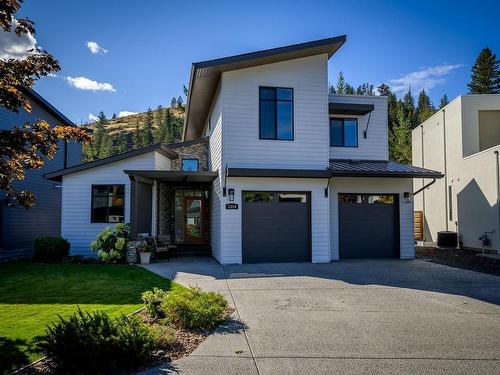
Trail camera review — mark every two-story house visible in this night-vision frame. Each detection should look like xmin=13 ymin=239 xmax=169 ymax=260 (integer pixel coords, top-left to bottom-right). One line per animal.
xmin=412 ymin=94 xmax=500 ymax=253
xmin=1 ymin=88 xmax=81 ymax=257
xmin=45 ymin=36 xmax=441 ymax=263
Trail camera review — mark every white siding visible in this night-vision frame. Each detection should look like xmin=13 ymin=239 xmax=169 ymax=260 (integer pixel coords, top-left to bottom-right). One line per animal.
xmin=221 ymin=54 xmax=329 ymax=169
xmin=330 ymin=177 xmax=414 ymax=260
xmin=154 ymin=153 xmax=172 ymax=170
xmin=329 ymin=95 xmax=388 ymax=161
xmin=208 ymin=86 xmax=223 ymax=262
xmin=61 ymin=152 xmax=160 ymax=256
xmin=221 ymin=177 xmax=330 ymax=264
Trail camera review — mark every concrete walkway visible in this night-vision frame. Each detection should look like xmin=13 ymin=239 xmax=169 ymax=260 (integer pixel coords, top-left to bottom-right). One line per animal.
xmin=140 ymin=258 xmax=500 ymax=374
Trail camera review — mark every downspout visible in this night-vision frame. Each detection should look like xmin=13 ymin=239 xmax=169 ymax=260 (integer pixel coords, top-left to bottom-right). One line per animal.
xmin=442 ymin=109 xmax=449 ymax=231
xmin=420 ymin=125 xmax=426 ymax=240
xmin=495 ymin=150 xmax=500 ymax=251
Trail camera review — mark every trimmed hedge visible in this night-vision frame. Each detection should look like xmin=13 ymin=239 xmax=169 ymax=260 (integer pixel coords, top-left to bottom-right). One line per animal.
xmin=33 ymin=237 xmax=70 ymax=263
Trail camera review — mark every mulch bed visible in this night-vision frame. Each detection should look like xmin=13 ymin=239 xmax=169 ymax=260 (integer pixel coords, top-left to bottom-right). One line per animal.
xmin=16 ymin=307 xmax=235 ymax=375
xmin=416 ymin=246 xmax=500 ymax=276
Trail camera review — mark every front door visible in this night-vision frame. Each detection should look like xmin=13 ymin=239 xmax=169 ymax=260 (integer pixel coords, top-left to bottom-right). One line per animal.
xmin=184 ymin=197 xmax=205 ymax=241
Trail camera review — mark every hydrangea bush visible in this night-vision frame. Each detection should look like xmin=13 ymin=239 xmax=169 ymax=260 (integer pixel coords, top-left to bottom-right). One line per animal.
xmin=90 ymin=223 xmax=130 ymax=263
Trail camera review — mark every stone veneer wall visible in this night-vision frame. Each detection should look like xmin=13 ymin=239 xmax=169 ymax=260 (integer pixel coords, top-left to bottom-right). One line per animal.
xmin=170 ymin=138 xmax=208 ymax=171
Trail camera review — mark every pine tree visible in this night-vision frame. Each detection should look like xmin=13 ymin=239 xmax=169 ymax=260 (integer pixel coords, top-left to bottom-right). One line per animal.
xmin=377 ymin=83 xmax=391 ymax=96
xmin=183 ymin=84 xmax=189 ymax=97
xmin=468 ymin=47 xmax=500 ymax=94
xmin=329 ymin=84 xmax=336 ymax=94
xmin=111 ymin=113 xmax=117 ymax=120
xmin=356 ymin=83 xmax=375 ymax=95
xmin=176 ymin=96 xmax=184 ymax=107
xmin=133 ymin=119 xmax=142 ymax=148
xmin=439 ymin=94 xmax=449 ymax=109
xmin=116 ymin=132 xmax=128 ymax=153
xmin=164 ymin=109 xmax=174 ymax=143
xmin=142 ymin=107 xmax=154 ymax=146
xmin=389 ymin=102 xmax=412 ymax=164
xmin=171 ymin=97 xmax=177 ymax=107
xmin=416 ymin=89 xmax=435 ymax=124
xmin=336 ymin=72 xmax=347 ymax=94
xmin=153 ymin=105 xmax=165 ymax=142
xmin=402 ymin=88 xmax=417 ymax=128
xmin=99 ymin=132 xmax=114 ymax=158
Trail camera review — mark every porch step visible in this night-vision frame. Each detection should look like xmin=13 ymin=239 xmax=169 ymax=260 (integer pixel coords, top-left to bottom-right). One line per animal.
xmin=174 ymin=245 xmax=211 ymax=257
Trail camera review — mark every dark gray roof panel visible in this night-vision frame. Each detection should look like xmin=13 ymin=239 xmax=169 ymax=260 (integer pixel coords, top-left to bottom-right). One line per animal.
xmin=20 ymin=87 xmax=75 ymax=126
xmin=329 ymin=159 xmax=443 ymax=178
xmin=184 ymin=36 xmax=347 ymax=140
xmin=44 ymin=144 xmax=178 ymax=181
xmin=124 ymin=170 xmax=218 ymax=183
xmin=329 ymin=102 xmax=374 ymax=116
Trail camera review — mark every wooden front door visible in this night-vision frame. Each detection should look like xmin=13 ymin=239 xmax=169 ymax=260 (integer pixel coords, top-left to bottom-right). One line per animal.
xmin=183 ymin=197 xmax=205 ymax=241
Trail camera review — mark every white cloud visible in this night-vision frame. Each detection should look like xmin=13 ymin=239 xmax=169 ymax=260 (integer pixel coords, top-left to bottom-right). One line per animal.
xmin=0 ymin=19 xmax=37 ymax=60
xmin=88 ymin=113 xmax=99 ymax=122
xmin=389 ymin=64 xmax=463 ymax=94
xmin=86 ymin=41 xmax=108 ymax=55
xmin=66 ymin=76 xmax=116 ymax=92
xmin=118 ymin=111 xmax=138 ymax=118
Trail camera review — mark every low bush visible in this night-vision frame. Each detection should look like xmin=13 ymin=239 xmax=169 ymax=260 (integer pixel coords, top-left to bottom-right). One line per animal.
xmin=149 ymin=324 xmax=177 ymax=348
xmin=34 ymin=308 xmax=156 ymax=373
xmin=33 ymin=237 xmax=70 ymax=263
xmin=142 ymin=287 xmax=169 ymax=318
xmin=160 ymin=286 xmax=228 ymax=330
xmin=90 ymin=223 xmax=129 ymax=264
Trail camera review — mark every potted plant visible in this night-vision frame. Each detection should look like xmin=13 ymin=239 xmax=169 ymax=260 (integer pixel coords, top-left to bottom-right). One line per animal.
xmin=137 ymin=241 xmax=153 ymax=264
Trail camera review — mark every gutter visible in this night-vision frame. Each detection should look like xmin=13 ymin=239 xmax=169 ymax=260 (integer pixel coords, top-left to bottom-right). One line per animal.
xmin=442 ymin=108 xmax=449 ymax=231
xmin=413 ymin=178 xmax=437 ymax=196
xmin=495 ymin=150 xmax=500 ymax=248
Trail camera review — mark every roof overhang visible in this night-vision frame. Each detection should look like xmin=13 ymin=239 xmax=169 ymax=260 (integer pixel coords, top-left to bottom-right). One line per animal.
xmin=44 ymin=144 xmax=178 ymax=181
xmin=226 ymin=168 xmax=331 ymax=179
xmin=20 ymin=87 xmax=75 ymax=126
xmin=329 ymin=102 xmax=374 ymax=116
xmin=183 ymin=35 xmax=347 ymax=140
xmin=124 ymin=170 xmax=218 ymax=183
xmin=329 ymin=160 xmax=443 ymax=179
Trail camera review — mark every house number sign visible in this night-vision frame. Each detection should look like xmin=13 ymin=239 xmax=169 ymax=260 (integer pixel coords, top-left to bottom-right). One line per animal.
xmin=226 ymin=203 xmax=238 ymax=209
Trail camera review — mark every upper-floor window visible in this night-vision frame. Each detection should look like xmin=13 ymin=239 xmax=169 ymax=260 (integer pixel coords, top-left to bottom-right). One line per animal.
xmin=259 ymin=87 xmax=293 ymax=140
xmin=182 ymin=159 xmax=198 ymax=171
xmin=91 ymin=184 xmax=125 ymax=223
xmin=330 ymin=118 xmax=358 ymax=147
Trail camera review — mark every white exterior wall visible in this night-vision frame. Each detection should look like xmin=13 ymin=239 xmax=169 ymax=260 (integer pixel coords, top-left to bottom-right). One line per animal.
xmin=221 ymin=177 xmax=330 ymax=264
xmin=207 ymin=86 xmax=223 ymax=262
xmin=61 ymin=152 xmax=163 ymax=256
xmin=330 ymin=177 xmax=415 ymax=260
xmin=329 ymin=94 xmax=388 ymax=160
xmin=412 ymin=95 xmax=500 ymax=251
xmin=154 ymin=153 xmax=172 ymax=170
xmin=221 ymin=54 xmax=329 ymax=169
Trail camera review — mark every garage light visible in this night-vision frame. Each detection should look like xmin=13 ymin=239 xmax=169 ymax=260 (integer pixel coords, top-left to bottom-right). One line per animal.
xmin=228 ymin=188 xmax=235 ymax=202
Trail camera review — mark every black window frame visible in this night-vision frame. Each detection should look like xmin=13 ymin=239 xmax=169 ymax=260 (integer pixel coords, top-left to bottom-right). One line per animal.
xmin=181 ymin=159 xmax=199 ymax=172
xmin=330 ymin=117 xmax=359 ymax=147
xmin=259 ymin=86 xmax=294 ymax=141
xmin=91 ymin=184 xmax=125 ymax=223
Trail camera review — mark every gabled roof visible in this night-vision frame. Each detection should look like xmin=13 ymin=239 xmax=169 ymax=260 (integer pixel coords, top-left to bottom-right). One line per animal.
xmin=183 ymin=36 xmax=347 ymax=140
xmin=329 ymin=159 xmax=443 ymax=178
xmin=20 ymin=87 xmax=75 ymax=126
xmin=44 ymin=144 xmax=178 ymax=181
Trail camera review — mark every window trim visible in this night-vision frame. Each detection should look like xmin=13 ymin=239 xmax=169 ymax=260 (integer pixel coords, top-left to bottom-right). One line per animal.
xmin=181 ymin=158 xmax=199 ymax=172
xmin=91 ymin=184 xmax=125 ymax=223
xmin=259 ymin=86 xmax=294 ymax=141
xmin=330 ymin=117 xmax=359 ymax=147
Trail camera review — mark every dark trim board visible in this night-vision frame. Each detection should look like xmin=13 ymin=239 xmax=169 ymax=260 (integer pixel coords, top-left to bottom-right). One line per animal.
xmin=329 ymin=102 xmax=374 ymax=116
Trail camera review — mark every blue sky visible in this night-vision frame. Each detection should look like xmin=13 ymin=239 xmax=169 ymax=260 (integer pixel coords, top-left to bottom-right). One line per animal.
xmin=7 ymin=0 xmax=500 ymax=124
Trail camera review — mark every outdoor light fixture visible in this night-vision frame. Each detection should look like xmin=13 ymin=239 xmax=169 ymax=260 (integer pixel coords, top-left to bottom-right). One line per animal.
xmin=228 ymin=188 xmax=235 ymax=202
xmin=404 ymin=192 xmax=411 ymax=203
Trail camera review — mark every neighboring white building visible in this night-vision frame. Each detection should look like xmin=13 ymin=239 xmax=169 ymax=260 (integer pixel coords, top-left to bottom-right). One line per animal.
xmin=412 ymin=94 xmax=500 ymax=252
xmin=46 ymin=36 xmax=441 ymax=263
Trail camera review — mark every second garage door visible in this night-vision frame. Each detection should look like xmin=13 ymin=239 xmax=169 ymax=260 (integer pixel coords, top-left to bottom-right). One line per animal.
xmin=338 ymin=193 xmax=399 ymax=259
xmin=242 ymin=191 xmax=310 ymax=263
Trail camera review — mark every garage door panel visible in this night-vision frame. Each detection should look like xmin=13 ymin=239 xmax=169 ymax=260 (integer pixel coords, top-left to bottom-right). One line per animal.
xmin=243 ymin=192 xmax=310 ymax=263
xmin=339 ymin=194 xmax=399 ymax=259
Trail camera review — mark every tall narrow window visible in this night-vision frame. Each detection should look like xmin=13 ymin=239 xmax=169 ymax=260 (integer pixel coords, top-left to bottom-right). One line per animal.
xmin=91 ymin=185 xmax=125 ymax=223
xmin=448 ymin=185 xmax=453 ymax=221
xmin=259 ymin=87 xmax=293 ymax=140
xmin=330 ymin=118 xmax=358 ymax=147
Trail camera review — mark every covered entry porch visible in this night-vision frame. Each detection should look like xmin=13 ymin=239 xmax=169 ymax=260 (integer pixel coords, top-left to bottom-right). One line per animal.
xmin=125 ymin=170 xmax=218 ymax=251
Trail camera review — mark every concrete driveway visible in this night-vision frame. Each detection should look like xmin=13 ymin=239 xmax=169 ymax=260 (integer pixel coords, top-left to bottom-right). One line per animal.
xmin=140 ymin=258 xmax=500 ymax=374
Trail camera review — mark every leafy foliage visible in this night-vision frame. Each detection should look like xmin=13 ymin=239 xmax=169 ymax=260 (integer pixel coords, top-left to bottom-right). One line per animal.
xmin=468 ymin=47 xmax=500 ymax=94
xmin=389 ymin=102 xmax=412 ymax=164
xmin=33 ymin=236 xmax=70 ymax=263
xmin=90 ymin=223 xmax=130 ymax=263
xmin=0 ymin=0 xmax=90 ymax=208
xmin=160 ymin=286 xmax=228 ymax=330
xmin=142 ymin=287 xmax=169 ymax=318
xmin=34 ymin=308 xmax=156 ymax=374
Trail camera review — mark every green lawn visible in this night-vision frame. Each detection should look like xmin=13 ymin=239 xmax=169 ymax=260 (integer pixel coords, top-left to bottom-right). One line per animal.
xmin=0 ymin=263 xmax=180 ymax=373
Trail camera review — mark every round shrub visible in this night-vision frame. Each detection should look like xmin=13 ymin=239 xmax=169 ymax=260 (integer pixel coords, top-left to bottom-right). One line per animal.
xmin=34 ymin=308 xmax=156 ymax=373
xmin=33 ymin=237 xmax=70 ymax=263
xmin=90 ymin=223 xmax=129 ymax=263
xmin=142 ymin=287 xmax=169 ymax=319
xmin=160 ymin=286 xmax=228 ymax=330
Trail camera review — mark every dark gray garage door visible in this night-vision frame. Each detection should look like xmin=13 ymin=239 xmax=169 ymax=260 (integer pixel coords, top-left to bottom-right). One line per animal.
xmin=242 ymin=191 xmax=310 ymax=263
xmin=339 ymin=193 xmax=399 ymax=259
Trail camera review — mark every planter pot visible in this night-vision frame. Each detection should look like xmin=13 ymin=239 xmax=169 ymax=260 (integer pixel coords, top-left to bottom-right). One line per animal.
xmin=139 ymin=252 xmax=151 ymax=264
